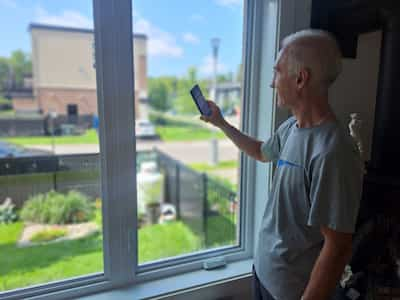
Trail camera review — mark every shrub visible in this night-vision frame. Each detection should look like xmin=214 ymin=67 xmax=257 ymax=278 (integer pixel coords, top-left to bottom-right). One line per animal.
xmin=20 ymin=190 xmax=94 ymax=224
xmin=0 ymin=198 xmax=18 ymax=224
xmin=30 ymin=228 xmax=67 ymax=243
xmin=148 ymin=111 xmax=200 ymax=128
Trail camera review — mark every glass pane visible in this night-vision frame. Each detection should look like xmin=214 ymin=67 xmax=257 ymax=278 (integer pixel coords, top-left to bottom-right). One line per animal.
xmin=132 ymin=0 xmax=243 ymax=265
xmin=0 ymin=1 xmax=103 ymax=292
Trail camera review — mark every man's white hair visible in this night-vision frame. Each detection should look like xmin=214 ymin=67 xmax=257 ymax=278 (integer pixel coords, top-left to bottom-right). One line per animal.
xmin=281 ymin=29 xmax=342 ymax=89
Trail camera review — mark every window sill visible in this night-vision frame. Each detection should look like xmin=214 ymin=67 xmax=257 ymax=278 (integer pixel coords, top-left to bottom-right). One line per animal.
xmin=80 ymin=259 xmax=253 ymax=300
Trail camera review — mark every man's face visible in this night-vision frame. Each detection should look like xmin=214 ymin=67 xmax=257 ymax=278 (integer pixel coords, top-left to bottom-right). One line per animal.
xmin=270 ymin=48 xmax=297 ymax=108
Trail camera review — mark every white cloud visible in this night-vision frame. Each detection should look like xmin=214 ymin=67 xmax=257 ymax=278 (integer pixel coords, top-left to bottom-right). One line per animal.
xmin=183 ymin=33 xmax=200 ymax=44
xmin=134 ymin=18 xmax=183 ymax=58
xmin=190 ymin=14 xmax=205 ymax=22
xmin=199 ymin=55 xmax=227 ymax=76
xmin=34 ymin=7 xmax=93 ymax=29
xmin=34 ymin=6 xmax=183 ymax=59
xmin=0 ymin=0 xmax=16 ymax=8
xmin=215 ymin=0 xmax=242 ymax=7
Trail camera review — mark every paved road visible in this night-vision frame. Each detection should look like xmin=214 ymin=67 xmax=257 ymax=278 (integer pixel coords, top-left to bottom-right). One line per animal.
xmin=27 ymin=139 xmax=240 ymax=165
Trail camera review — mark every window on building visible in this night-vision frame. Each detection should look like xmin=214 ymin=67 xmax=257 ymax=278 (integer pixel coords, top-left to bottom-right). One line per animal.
xmin=67 ymin=104 xmax=78 ymax=124
xmin=67 ymin=104 xmax=78 ymax=116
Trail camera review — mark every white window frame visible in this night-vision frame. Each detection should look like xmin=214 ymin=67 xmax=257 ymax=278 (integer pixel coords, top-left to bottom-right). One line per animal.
xmin=132 ymin=0 xmax=256 ymax=281
xmin=0 ymin=0 xmax=311 ymax=299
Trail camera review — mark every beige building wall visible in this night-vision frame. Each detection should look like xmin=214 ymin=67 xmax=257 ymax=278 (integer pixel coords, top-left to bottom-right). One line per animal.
xmin=30 ymin=24 xmax=147 ymax=119
xmin=133 ymin=38 xmax=147 ymax=99
xmin=31 ymin=28 xmax=96 ymax=90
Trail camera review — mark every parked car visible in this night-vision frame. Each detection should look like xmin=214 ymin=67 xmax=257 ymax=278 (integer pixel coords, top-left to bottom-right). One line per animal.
xmin=0 ymin=141 xmax=49 ymax=158
xmin=135 ymin=119 xmax=157 ymax=139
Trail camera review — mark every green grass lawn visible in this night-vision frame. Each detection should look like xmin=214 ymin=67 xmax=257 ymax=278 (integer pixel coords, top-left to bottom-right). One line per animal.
xmin=206 ymin=215 xmax=237 ymax=248
xmin=0 ymin=97 xmax=10 ymax=105
xmin=189 ymin=160 xmax=237 ymax=172
xmin=0 ymin=222 xmax=103 ymax=291
xmin=1 ymin=196 xmax=236 ymax=292
xmin=0 ymin=218 xmax=204 ymax=291
xmin=4 ymin=126 xmax=225 ymax=146
xmin=138 ymin=221 xmax=201 ymax=263
xmin=5 ymin=129 xmax=99 ymax=146
xmin=156 ymin=126 xmax=225 ymax=141
xmin=0 ymin=109 xmax=15 ymax=118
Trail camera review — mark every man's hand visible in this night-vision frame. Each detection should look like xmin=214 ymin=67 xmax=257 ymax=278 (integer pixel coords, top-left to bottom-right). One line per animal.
xmin=199 ymin=99 xmax=267 ymax=162
xmin=199 ymin=100 xmax=226 ymax=128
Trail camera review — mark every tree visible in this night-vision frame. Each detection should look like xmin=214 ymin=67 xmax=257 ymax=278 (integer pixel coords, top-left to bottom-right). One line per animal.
xmin=0 ymin=50 xmax=32 ymax=92
xmin=0 ymin=57 xmax=9 ymax=92
xmin=148 ymin=67 xmax=211 ymax=115
xmin=217 ymin=72 xmax=233 ymax=83
xmin=175 ymin=66 xmax=203 ymax=114
xmin=148 ymin=76 xmax=177 ymax=112
xmin=148 ymin=79 xmax=169 ymax=111
xmin=9 ymin=50 xmax=32 ymax=88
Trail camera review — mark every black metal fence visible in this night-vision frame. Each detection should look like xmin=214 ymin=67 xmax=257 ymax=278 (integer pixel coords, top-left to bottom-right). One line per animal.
xmin=0 ymin=115 xmax=94 ymax=137
xmin=0 ymin=153 xmax=101 ymax=207
xmin=0 ymin=118 xmax=45 ymax=136
xmin=156 ymin=149 xmax=237 ymax=247
xmin=0 ymin=149 xmax=238 ymax=247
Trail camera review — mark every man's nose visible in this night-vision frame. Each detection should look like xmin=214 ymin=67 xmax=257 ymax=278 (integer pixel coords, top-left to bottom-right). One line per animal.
xmin=270 ymin=80 xmax=275 ymax=89
xmin=270 ymin=74 xmax=276 ymax=88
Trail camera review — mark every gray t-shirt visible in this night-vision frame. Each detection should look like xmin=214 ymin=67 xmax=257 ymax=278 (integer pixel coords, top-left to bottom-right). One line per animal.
xmin=254 ymin=116 xmax=363 ymax=300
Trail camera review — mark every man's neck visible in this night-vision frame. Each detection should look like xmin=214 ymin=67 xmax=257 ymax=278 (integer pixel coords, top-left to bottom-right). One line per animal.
xmin=291 ymin=95 xmax=335 ymax=128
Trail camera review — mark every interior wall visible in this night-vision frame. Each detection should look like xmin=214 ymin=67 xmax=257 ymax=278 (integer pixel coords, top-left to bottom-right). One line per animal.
xmin=157 ymin=276 xmax=252 ymax=300
xmin=329 ymin=30 xmax=382 ymax=161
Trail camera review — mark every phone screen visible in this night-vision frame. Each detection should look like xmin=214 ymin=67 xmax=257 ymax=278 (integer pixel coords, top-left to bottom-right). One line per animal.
xmin=190 ymin=84 xmax=212 ymax=116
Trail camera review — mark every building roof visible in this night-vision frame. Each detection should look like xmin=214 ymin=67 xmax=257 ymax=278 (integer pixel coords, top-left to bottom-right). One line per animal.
xmin=29 ymin=23 xmax=147 ymax=40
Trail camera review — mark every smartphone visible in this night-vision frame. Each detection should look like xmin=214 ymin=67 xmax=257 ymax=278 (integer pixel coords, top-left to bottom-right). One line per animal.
xmin=190 ymin=84 xmax=212 ymax=117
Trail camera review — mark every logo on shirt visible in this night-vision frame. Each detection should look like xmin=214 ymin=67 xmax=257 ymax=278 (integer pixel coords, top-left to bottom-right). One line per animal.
xmin=277 ymin=159 xmax=302 ymax=168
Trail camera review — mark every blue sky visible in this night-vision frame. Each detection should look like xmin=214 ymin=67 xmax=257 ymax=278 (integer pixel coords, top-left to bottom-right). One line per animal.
xmin=0 ymin=0 xmax=244 ymax=78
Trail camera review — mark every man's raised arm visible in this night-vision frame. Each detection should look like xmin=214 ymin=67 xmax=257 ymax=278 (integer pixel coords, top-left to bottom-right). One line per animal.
xmin=200 ymin=100 xmax=270 ymax=163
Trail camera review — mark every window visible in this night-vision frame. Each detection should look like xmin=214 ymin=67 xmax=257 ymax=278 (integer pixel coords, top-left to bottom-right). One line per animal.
xmin=0 ymin=0 xmax=288 ymax=298
xmin=0 ymin=0 xmax=105 ymax=296
xmin=132 ymin=0 xmax=244 ymax=268
xmin=67 ymin=104 xmax=78 ymax=115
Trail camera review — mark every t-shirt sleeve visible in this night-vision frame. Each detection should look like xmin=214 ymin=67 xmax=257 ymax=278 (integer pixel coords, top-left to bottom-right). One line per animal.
xmin=260 ymin=117 xmax=294 ymax=162
xmin=307 ymin=150 xmax=363 ymax=233
xmin=260 ymin=132 xmax=281 ymax=162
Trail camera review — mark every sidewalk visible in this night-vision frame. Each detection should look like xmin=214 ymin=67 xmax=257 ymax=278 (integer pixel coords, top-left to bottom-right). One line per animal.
xmin=27 ymin=139 xmax=240 ymax=165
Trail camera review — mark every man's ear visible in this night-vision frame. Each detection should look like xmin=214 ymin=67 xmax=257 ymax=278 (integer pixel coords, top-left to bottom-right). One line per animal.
xmin=296 ymin=68 xmax=310 ymax=90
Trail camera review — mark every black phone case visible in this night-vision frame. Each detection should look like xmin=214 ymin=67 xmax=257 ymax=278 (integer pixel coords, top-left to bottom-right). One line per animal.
xmin=190 ymin=85 xmax=211 ymax=116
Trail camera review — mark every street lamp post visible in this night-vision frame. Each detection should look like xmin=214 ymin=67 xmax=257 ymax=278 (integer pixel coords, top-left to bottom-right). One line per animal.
xmin=210 ymin=38 xmax=220 ymax=166
xmin=211 ymin=38 xmax=220 ymax=104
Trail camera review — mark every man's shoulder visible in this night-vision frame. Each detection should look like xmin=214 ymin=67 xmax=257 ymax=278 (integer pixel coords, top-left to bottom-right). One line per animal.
xmin=311 ymin=122 xmax=361 ymax=161
xmin=277 ymin=116 xmax=297 ymax=133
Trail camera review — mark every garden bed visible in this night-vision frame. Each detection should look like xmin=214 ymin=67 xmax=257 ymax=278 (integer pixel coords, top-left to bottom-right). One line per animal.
xmin=17 ymin=222 xmax=99 ymax=247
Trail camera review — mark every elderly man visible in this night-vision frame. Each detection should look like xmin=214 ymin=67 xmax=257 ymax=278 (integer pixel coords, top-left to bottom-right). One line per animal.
xmin=200 ymin=30 xmax=363 ymax=300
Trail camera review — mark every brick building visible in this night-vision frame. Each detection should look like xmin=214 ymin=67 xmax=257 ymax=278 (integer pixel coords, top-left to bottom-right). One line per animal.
xmin=12 ymin=24 xmax=147 ymax=119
